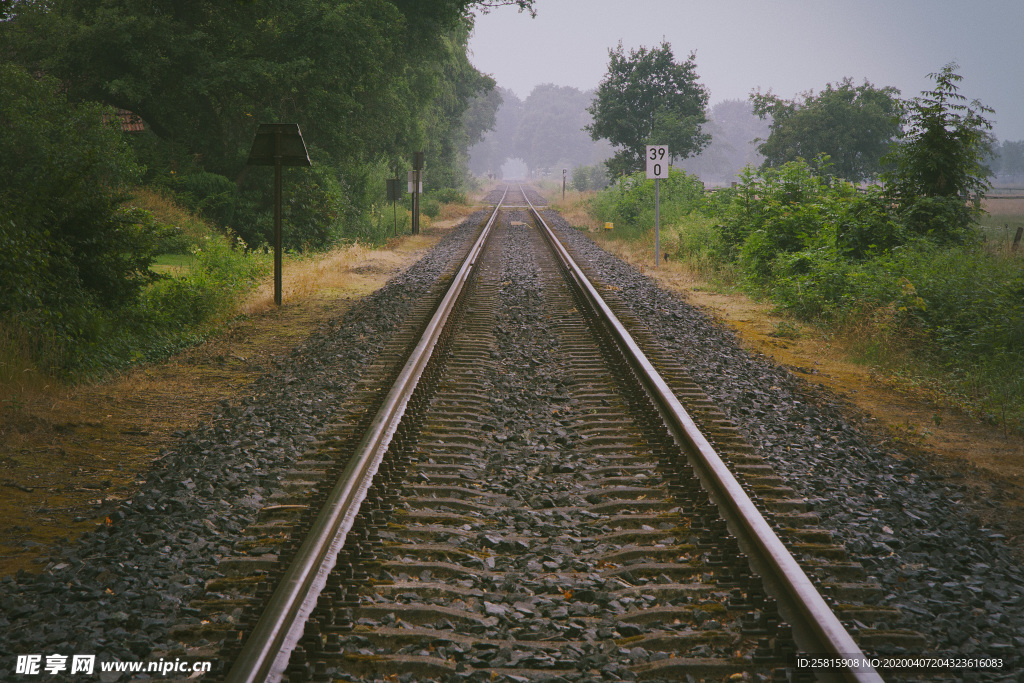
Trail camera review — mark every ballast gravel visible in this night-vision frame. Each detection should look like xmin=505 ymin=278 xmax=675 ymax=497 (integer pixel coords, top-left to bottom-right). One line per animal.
xmin=0 ymin=214 xmax=488 ymax=676
xmin=544 ymin=208 xmax=1024 ymax=680
xmin=2 ymin=193 xmax=1020 ymax=681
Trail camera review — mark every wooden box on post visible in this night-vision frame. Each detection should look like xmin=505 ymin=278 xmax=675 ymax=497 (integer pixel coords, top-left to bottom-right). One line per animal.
xmin=246 ymin=123 xmax=311 ymax=306
xmin=386 ymin=178 xmax=404 ymax=236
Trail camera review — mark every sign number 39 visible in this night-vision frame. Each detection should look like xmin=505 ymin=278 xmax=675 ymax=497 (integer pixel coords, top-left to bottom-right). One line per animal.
xmin=646 ymin=145 xmax=669 ymax=179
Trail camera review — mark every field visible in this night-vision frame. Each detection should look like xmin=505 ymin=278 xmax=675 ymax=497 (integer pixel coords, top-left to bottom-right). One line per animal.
xmin=979 ymin=194 xmax=1024 ymax=248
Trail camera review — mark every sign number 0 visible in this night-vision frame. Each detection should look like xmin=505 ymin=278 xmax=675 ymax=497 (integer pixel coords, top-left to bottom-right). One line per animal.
xmin=646 ymin=145 xmax=669 ymax=179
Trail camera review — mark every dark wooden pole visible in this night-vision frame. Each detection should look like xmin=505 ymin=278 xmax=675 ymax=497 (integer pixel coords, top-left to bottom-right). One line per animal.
xmin=273 ymin=128 xmax=283 ymax=306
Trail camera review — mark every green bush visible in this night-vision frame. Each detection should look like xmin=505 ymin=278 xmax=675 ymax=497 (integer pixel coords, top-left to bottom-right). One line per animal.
xmin=431 ymin=187 xmax=468 ymax=204
xmin=144 ymin=231 xmax=266 ymax=329
xmin=420 ymin=196 xmax=441 ymax=219
xmin=591 ymin=167 xmax=705 ymax=239
xmin=0 ymin=63 xmax=157 ymax=354
xmin=166 ymin=170 xmax=238 ymax=227
xmin=671 ymin=213 xmax=729 ymax=276
xmin=571 ymin=165 xmax=590 ymax=192
xmin=584 ymin=152 xmax=1024 ymax=427
xmin=371 ymin=203 xmax=410 ymax=238
xmin=895 ymin=195 xmax=977 ymax=245
xmin=283 ymin=165 xmax=349 ymax=251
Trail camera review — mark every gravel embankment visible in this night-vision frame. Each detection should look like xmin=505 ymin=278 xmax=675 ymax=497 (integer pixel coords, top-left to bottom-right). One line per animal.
xmin=548 ymin=212 xmax=1024 ymax=679
xmin=0 ymin=215 xmax=487 ymax=674
xmin=3 ymin=194 xmax=1020 ymax=681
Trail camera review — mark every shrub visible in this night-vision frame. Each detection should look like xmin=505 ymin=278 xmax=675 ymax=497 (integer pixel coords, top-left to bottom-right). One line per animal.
xmin=165 ymin=170 xmax=238 ymax=227
xmin=283 ymin=165 xmax=349 ymax=251
xmin=571 ymin=165 xmax=590 ymax=192
xmin=0 ymin=63 xmax=157 ymax=348
xmin=431 ymin=188 xmax=468 ymax=204
xmin=420 ymin=196 xmax=441 ymax=219
xmin=591 ymin=167 xmax=705 ymax=239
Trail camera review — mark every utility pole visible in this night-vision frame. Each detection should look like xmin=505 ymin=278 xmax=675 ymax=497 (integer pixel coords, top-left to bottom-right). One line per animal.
xmin=410 ymin=151 xmax=424 ymax=235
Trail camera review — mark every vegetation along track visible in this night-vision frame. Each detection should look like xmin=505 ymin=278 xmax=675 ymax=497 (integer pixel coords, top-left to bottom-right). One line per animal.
xmin=203 ymin=185 xmax=904 ymax=683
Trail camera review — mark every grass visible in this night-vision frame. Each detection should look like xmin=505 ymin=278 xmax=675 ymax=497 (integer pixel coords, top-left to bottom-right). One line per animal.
xmin=0 ymin=320 xmax=55 ymax=402
xmin=978 ymin=194 xmax=1024 ymax=252
xmin=151 ymin=254 xmax=193 ymax=275
xmin=241 ymin=242 xmax=403 ymax=316
xmin=549 ymin=190 xmax=604 ymax=231
xmin=570 ymin=175 xmax=1024 ymax=433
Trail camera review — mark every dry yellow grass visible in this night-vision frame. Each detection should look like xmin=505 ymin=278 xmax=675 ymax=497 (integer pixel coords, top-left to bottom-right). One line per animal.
xmin=242 ymin=242 xmax=378 ymax=315
xmin=0 ymin=322 xmax=56 ymax=402
xmin=983 ymin=196 xmax=1024 ymax=216
xmin=0 ymin=202 xmax=480 ymax=575
xmin=548 ymin=190 xmax=603 ymax=231
xmin=439 ymin=201 xmax=475 ymax=221
xmin=240 ymin=214 xmax=465 ymax=315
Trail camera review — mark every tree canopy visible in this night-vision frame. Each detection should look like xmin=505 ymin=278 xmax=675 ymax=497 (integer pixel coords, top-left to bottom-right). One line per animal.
xmin=882 ymin=63 xmax=994 ymax=199
xmin=467 ymin=85 xmax=612 ymax=178
xmin=0 ymin=0 xmax=534 ymax=375
xmin=0 ymin=0 xmax=532 ymax=248
xmin=750 ymin=78 xmax=901 ymax=182
xmin=2 ymin=0 xmax=528 ymax=178
xmin=0 ymin=63 xmax=154 ymax=332
xmin=586 ymin=41 xmax=710 ymax=177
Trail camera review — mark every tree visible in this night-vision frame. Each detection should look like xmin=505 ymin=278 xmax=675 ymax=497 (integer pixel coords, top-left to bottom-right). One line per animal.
xmin=1 ymin=0 xmax=533 ymax=243
xmin=678 ymin=99 xmax=769 ymax=185
xmin=881 ymin=63 xmax=994 ymax=241
xmin=586 ymin=41 xmax=709 ymax=177
xmin=750 ymin=78 xmax=901 ymax=182
xmin=0 ymin=63 xmax=155 ymax=335
xmin=883 ymin=63 xmax=994 ymax=199
xmin=516 ymin=84 xmax=609 ymax=174
xmin=468 ymin=85 xmax=612 ymax=178
xmin=994 ymin=140 xmax=1024 ymax=182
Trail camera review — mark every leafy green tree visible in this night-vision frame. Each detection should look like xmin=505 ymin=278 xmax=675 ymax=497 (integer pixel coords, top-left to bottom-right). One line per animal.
xmin=586 ymin=41 xmax=709 ymax=177
xmin=883 ymin=63 xmax=994 ymax=199
xmin=2 ymin=0 xmax=531 ymax=244
xmin=570 ymin=165 xmax=590 ymax=192
xmin=881 ymin=63 xmax=994 ymax=241
xmin=994 ymin=140 xmax=1024 ymax=182
xmin=750 ymin=78 xmax=901 ymax=182
xmin=516 ymin=84 xmax=609 ymax=173
xmin=0 ymin=62 xmax=155 ymax=334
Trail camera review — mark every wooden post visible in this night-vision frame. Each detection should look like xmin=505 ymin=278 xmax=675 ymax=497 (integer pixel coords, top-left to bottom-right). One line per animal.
xmin=1013 ymin=226 xmax=1023 ymax=251
xmin=273 ymin=128 xmax=283 ymax=307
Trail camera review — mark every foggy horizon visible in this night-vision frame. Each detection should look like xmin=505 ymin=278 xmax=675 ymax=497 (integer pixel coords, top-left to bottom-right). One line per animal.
xmin=469 ymin=0 xmax=1024 ymax=142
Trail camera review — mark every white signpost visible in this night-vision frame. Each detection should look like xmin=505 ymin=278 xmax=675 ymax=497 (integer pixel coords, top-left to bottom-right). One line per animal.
xmin=646 ymin=145 xmax=668 ymax=268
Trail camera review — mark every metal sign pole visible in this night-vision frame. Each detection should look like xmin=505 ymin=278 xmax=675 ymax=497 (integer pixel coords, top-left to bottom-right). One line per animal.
xmin=412 ymin=152 xmax=423 ymax=235
xmin=645 ymin=144 xmax=668 ymax=270
xmin=273 ymin=128 xmax=283 ymax=306
xmin=246 ymin=123 xmax=310 ymax=308
xmin=413 ymin=171 xmax=419 ymax=235
xmin=654 ymin=177 xmax=660 ymax=269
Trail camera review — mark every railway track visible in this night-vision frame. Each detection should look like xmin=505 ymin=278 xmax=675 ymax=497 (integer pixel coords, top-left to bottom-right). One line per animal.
xmin=206 ymin=185 xmax=891 ymax=682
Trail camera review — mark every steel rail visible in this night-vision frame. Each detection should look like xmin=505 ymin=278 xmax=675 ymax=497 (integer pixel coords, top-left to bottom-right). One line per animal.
xmin=521 ymin=185 xmax=883 ymax=683
xmin=224 ymin=186 xmax=509 ymax=683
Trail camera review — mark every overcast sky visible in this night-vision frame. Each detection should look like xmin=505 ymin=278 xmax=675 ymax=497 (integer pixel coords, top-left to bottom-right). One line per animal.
xmin=469 ymin=0 xmax=1024 ymax=141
